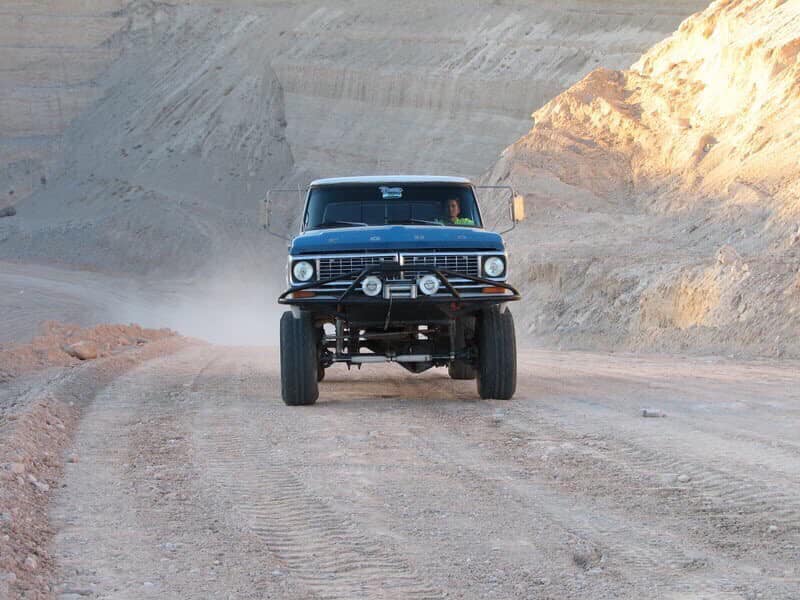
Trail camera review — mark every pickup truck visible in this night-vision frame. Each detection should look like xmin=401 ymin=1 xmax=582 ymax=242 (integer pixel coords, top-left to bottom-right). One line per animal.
xmin=270 ymin=176 xmax=523 ymax=405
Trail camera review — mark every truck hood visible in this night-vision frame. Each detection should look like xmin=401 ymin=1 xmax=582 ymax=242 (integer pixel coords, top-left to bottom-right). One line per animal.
xmin=290 ymin=225 xmax=504 ymax=255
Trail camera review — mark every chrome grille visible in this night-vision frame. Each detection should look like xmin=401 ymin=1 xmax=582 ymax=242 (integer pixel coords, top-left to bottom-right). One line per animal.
xmin=318 ymin=254 xmax=396 ymax=280
xmin=401 ymin=254 xmax=480 ymax=278
xmin=315 ymin=252 xmax=484 ymax=282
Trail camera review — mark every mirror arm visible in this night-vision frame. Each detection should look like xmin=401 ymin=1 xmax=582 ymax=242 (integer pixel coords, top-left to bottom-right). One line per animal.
xmin=264 ymin=188 xmax=303 ymax=242
xmin=475 ymin=185 xmax=520 ymax=234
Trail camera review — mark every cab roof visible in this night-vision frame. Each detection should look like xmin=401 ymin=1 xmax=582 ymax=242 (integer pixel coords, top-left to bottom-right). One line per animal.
xmin=309 ymin=175 xmax=473 ymax=187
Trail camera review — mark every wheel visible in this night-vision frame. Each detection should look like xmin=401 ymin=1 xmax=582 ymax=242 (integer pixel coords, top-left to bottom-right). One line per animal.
xmin=280 ymin=311 xmax=319 ymax=406
xmin=448 ymin=317 xmax=476 ymax=380
xmin=476 ymin=306 xmax=516 ymax=400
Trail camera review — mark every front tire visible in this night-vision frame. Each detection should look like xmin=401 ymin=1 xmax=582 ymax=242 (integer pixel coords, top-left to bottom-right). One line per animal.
xmin=280 ymin=311 xmax=319 ymax=406
xmin=476 ymin=306 xmax=517 ymax=400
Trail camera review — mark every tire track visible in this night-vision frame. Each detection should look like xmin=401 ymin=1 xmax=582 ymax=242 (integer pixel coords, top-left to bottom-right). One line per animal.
xmin=51 ymin=347 xmax=306 ymax=599
xmin=189 ymin=353 xmax=443 ymax=600
xmin=338 ymin=371 xmax=795 ymax=598
xmin=404 ymin=418 xmax=713 ymax=578
xmin=275 ymin=367 xmax=740 ymax=597
xmin=506 ymin=398 xmax=800 ymax=545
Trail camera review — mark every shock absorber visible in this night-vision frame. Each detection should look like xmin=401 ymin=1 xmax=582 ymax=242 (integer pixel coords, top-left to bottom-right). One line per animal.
xmin=335 ymin=318 xmax=344 ymax=358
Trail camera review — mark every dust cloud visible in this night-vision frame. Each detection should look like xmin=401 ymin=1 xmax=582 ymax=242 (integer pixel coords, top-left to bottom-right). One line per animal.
xmin=115 ymin=272 xmax=286 ymax=346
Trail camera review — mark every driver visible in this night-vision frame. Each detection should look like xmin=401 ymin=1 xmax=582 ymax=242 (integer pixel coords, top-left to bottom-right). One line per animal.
xmin=443 ymin=197 xmax=475 ymax=226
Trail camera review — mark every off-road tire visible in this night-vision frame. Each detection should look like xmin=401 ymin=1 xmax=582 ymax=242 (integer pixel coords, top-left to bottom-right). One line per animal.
xmin=280 ymin=311 xmax=319 ymax=406
xmin=476 ymin=306 xmax=516 ymax=400
xmin=448 ymin=318 xmax=476 ymax=380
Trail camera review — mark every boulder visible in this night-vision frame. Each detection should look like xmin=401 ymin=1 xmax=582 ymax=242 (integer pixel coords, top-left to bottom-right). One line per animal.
xmin=64 ymin=341 xmax=99 ymax=361
xmin=716 ymin=244 xmax=741 ymax=265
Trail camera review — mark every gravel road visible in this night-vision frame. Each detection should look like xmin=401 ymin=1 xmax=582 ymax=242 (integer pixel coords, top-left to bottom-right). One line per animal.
xmin=47 ymin=346 xmax=800 ymax=599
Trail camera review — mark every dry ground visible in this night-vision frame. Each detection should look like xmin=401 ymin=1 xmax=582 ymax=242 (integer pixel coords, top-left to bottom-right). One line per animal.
xmin=42 ymin=346 xmax=800 ymax=599
xmin=1 ymin=265 xmax=798 ymax=599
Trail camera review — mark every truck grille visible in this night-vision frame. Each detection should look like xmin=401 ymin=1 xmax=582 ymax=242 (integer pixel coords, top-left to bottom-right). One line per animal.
xmin=401 ymin=254 xmax=480 ymax=278
xmin=318 ymin=255 xmax=396 ymax=280
xmin=316 ymin=253 xmax=482 ymax=281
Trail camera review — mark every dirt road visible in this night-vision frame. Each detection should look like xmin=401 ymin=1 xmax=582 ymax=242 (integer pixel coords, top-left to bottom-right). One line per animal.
xmin=47 ymin=346 xmax=799 ymax=599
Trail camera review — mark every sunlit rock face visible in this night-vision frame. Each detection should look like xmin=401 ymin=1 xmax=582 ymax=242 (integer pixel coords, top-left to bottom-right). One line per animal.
xmin=485 ymin=0 xmax=800 ymax=358
xmin=496 ymin=0 xmax=800 ymax=211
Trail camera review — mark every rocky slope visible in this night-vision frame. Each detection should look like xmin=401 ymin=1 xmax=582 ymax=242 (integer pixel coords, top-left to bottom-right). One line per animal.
xmin=0 ymin=3 xmax=294 ymax=275
xmin=0 ymin=0 xmax=705 ymax=279
xmin=0 ymin=0 xmax=128 ymax=207
xmin=486 ymin=0 xmax=800 ymax=357
xmin=264 ymin=0 xmax=708 ymax=178
xmin=0 ymin=0 xmax=705 ymax=206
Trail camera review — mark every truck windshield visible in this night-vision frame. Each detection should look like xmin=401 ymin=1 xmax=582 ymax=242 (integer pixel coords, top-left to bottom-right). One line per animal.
xmin=304 ymin=185 xmax=482 ymax=230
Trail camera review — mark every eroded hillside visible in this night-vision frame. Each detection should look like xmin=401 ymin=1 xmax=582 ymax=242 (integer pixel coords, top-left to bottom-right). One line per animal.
xmin=0 ymin=0 xmax=705 ymax=205
xmin=487 ymin=0 xmax=800 ymax=357
xmin=263 ymin=0 xmax=709 ymax=177
xmin=0 ymin=0 xmax=128 ymax=206
xmin=1 ymin=3 xmax=294 ymax=275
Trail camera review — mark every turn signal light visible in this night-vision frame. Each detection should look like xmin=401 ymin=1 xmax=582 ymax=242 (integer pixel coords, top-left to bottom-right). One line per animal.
xmin=481 ymin=287 xmax=507 ymax=294
xmin=291 ymin=290 xmax=316 ymax=299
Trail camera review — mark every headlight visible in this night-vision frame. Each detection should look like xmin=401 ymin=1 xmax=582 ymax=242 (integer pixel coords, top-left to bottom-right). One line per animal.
xmin=483 ymin=256 xmax=505 ymax=278
xmin=361 ymin=276 xmax=383 ymax=297
xmin=292 ymin=260 xmax=314 ymax=282
xmin=418 ymin=274 xmax=441 ymax=296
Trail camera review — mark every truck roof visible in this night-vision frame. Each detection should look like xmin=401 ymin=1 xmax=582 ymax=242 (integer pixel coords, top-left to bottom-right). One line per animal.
xmin=309 ymin=175 xmax=473 ymax=187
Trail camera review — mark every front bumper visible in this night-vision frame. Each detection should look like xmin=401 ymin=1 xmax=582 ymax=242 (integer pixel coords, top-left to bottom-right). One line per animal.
xmin=278 ymin=263 xmax=520 ymax=308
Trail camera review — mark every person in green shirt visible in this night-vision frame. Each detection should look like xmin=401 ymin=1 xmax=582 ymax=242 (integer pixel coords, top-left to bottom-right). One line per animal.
xmin=443 ymin=197 xmax=475 ymax=226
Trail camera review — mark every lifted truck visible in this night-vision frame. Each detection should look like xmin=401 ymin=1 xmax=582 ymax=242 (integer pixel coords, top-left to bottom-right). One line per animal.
xmin=269 ymin=176 xmax=524 ymax=405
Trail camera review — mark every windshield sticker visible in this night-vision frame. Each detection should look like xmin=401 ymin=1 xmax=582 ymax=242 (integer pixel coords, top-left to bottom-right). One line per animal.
xmin=379 ymin=186 xmax=403 ymax=199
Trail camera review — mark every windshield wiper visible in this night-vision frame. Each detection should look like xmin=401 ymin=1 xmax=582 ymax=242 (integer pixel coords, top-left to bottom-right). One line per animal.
xmin=386 ymin=219 xmax=443 ymax=226
xmin=313 ymin=220 xmax=368 ymax=229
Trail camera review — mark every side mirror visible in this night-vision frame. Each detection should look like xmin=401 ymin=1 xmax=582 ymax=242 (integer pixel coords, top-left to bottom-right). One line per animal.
xmin=512 ymin=194 xmax=526 ymax=223
xmin=263 ymin=188 xmax=308 ymax=241
xmin=474 ymin=185 xmax=520 ymax=234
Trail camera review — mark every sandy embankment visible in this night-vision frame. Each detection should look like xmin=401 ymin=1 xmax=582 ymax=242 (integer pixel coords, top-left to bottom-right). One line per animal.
xmin=486 ymin=0 xmax=800 ymax=358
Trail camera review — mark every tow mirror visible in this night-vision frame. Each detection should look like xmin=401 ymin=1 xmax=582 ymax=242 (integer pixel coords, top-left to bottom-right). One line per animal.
xmin=512 ymin=194 xmax=526 ymax=222
xmin=264 ymin=187 xmax=308 ymax=241
xmin=474 ymin=185 xmax=521 ymax=234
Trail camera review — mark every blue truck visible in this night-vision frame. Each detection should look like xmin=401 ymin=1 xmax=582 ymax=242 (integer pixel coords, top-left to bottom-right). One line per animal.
xmin=269 ymin=176 xmax=523 ymax=405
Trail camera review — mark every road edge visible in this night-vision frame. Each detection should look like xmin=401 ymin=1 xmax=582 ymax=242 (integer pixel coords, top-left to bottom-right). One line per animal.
xmin=0 ymin=336 xmax=202 ymax=599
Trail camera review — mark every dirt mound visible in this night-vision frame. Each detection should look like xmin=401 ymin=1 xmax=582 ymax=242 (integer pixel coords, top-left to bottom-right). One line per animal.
xmin=486 ymin=0 xmax=800 ymax=357
xmin=0 ymin=321 xmax=175 ymax=383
